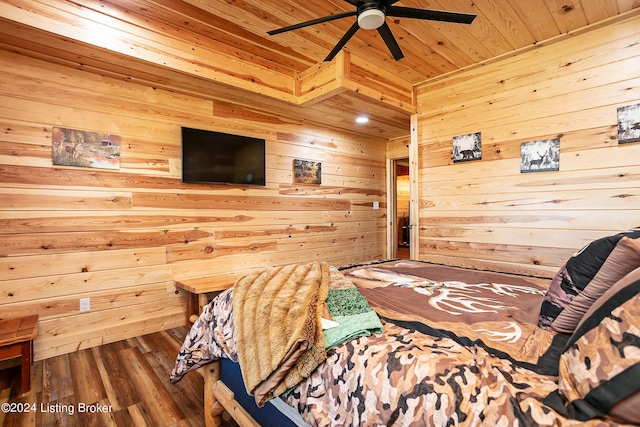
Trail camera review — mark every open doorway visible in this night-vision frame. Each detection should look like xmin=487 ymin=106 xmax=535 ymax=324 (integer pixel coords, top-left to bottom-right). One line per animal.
xmin=388 ymin=158 xmax=411 ymax=259
xmin=387 ymin=116 xmax=418 ymax=260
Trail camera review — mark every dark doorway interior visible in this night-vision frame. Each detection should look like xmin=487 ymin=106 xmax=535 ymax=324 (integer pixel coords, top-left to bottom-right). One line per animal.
xmin=396 ymin=159 xmax=410 ymax=259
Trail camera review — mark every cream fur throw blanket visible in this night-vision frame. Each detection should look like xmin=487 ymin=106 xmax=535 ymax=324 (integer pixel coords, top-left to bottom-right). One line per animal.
xmin=232 ymin=261 xmax=330 ymax=407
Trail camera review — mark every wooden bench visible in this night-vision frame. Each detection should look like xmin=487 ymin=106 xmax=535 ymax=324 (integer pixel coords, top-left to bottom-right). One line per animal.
xmin=175 ymin=274 xmax=241 ymax=322
xmin=0 ymin=314 xmax=38 ymax=394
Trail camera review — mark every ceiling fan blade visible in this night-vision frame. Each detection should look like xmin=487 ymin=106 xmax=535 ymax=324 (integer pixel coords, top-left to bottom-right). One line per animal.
xmin=268 ymin=11 xmax=357 ymax=35
xmin=324 ymin=21 xmax=360 ymax=62
xmin=377 ymin=23 xmax=404 ymax=61
xmin=387 ymin=7 xmax=476 ymax=24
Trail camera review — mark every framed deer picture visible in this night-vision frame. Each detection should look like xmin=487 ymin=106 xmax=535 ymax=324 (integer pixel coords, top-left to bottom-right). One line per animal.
xmin=520 ymin=138 xmax=559 ymax=173
xmin=52 ymin=127 xmax=121 ymax=170
xmin=293 ymin=159 xmax=321 ymax=184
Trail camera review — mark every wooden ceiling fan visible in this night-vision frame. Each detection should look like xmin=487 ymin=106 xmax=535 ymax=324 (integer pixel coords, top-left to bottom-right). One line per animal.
xmin=267 ymin=0 xmax=477 ymax=61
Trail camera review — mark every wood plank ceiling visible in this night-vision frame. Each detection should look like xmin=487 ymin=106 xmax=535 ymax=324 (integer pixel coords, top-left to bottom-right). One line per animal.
xmin=0 ymin=0 xmax=637 ymax=139
xmin=187 ymin=0 xmax=630 ymax=82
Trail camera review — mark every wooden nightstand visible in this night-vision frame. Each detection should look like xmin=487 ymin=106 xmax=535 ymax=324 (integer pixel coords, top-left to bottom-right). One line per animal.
xmin=0 ymin=314 xmax=39 ymax=394
xmin=175 ymin=274 xmax=240 ymax=323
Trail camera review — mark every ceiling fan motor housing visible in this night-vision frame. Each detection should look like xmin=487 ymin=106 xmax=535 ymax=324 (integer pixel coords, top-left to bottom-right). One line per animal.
xmin=358 ymin=1 xmax=387 ymax=30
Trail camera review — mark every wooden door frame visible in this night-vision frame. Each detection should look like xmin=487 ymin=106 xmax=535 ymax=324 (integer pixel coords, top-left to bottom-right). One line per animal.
xmin=386 ymin=157 xmax=401 ymax=259
xmin=386 ymin=114 xmax=419 ymax=260
xmin=409 ymin=114 xmax=419 ymax=260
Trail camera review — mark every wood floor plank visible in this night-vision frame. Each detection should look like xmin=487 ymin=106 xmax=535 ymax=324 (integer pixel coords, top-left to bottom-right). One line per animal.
xmin=112 ymin=402 xmax=153 ymax=427
xmin=69 ymin=349 xmax=107 ymax=406
xmin=42 ymin=355 xmax=74 ymax=402
xmin=0 ymin=327 xmax=238 ymax=427
xmin=100 ymin=342 xmax=142 ymax=409
xmin=119 ymin=346 xmax=184 ymax=426
xmin=90 ymin=347 xmax=123 ymax=412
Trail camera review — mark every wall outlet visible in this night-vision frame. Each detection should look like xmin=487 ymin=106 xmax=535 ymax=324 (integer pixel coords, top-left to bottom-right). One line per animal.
xmin=373 ymin=201 xmax=379 ymax=210
xmin=79 ymin=297 xmax=91 ymax=313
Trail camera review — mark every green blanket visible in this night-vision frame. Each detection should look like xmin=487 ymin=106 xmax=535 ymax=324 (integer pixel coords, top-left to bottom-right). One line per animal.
xmin=323 ymin=286 xmax=383 ymax=350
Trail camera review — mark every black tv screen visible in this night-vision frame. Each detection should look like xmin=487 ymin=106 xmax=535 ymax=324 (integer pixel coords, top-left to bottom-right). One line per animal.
xmin=181 ymin=127 xmax=266 ymax=186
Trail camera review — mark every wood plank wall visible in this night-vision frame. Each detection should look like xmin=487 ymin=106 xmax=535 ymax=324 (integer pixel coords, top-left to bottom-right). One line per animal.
xmin=414 ymin=12 xmax=640 ymax=278
xmin=0 ymin=48 xmax=387 ymax=360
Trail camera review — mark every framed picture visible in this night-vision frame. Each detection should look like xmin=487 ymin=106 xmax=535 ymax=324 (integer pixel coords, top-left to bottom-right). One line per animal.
xmin=520 ymin=138 xmax=560 ymax=173
xmin=52 ymin=127 xmax=120 ymax=170
xmin=452 ymin=132 xmax=481 ymax=163
xmin=617 ymin=103 xmax=640 ymax=144
xmin=293 ymin=159 xmax=321 ymax=184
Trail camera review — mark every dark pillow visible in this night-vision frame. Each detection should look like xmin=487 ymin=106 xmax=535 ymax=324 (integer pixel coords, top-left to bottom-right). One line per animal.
xmin=538 ymin=227 xmax=640 ymax=333
xmin=551 ymin=268 xmax=640 ymax=423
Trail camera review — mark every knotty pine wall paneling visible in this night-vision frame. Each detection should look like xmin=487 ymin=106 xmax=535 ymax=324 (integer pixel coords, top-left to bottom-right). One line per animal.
xmin=414 ymin=13 xmax=640 ymax=278
xmin=0 ymin=49 xmax=387 ymax=360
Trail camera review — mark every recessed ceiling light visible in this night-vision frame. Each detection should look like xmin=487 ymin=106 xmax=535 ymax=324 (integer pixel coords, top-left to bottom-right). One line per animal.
xmin=356 ymin=116 xmax=369 ymax=124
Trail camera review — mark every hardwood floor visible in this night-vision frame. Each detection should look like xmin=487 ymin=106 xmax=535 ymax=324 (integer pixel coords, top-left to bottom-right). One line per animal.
xmin=397 ymin=245 xmax=410 ymax=259
xmin=0 ymin=326 xmax=238 ymax=427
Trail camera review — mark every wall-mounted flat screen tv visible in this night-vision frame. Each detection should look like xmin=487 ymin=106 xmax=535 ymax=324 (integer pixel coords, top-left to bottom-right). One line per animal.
xmin=181 ymin=127 xmax=266 ymax=186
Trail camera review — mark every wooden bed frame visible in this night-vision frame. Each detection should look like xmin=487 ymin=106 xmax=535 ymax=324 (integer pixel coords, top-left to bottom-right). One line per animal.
xmin=176 ymin=275 xmax=257 ymax=426
xmin=201 ymin=359 xmax=260 ymax=427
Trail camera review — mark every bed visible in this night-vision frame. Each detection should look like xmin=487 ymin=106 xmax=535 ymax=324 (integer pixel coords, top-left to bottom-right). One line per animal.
xmin=170 ymin=227 xmax=640 ymax=427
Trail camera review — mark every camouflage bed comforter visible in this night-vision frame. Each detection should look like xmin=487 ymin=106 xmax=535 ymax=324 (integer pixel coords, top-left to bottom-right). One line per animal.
xmin=172 ymin=260 xmax=634 ymax=426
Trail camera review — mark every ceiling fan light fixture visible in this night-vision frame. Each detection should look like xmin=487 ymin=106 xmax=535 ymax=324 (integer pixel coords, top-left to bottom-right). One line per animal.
xmin=358 ymin=9 xmax=385 ymax=30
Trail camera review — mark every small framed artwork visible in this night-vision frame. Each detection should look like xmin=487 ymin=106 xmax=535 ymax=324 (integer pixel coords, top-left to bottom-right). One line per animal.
xmin=452 ymin=132 xmax=481 ymax=163
xmin=52 ymin=127 xmax=120 ymax=170
xmin=617 ymin=103 xmax=640 ymax=144
xmin=520 ymin=138 xmax=560 ymax=173
xmin=293 ymin=159 xmax=321 ymax=184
